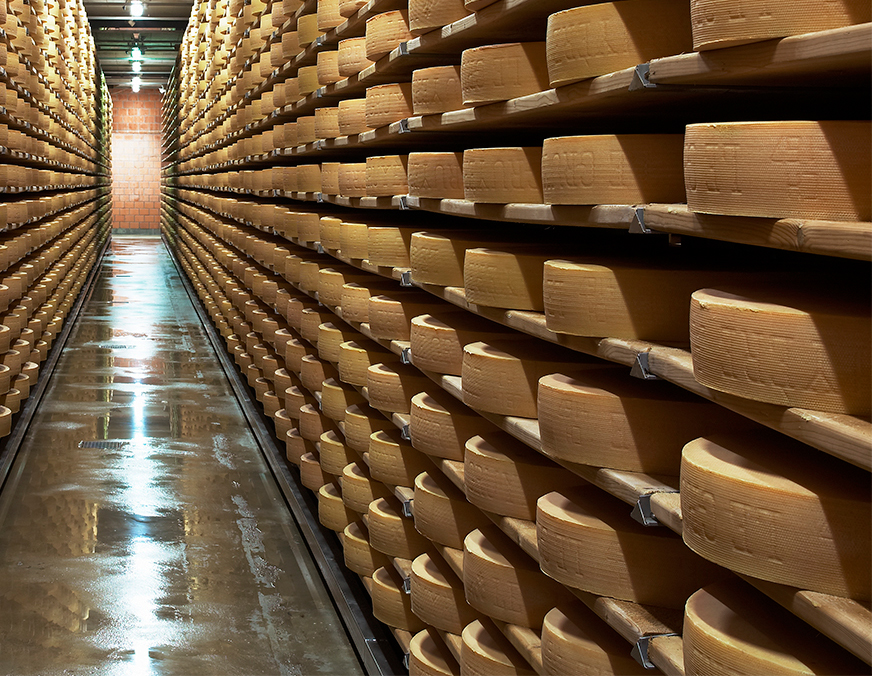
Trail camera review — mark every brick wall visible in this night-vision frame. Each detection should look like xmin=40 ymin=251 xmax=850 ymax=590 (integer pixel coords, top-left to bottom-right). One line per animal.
xmin=111 ymin=88 xmax=163 ymax=229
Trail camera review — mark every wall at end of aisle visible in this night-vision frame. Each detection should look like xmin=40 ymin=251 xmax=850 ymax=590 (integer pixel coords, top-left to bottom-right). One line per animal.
xmin=111 ymin=87 xmax=163 ymax=230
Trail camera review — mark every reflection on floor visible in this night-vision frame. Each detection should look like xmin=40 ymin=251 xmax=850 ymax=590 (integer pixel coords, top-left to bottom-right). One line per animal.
xmin=0 ymin=236 xmax=364 ymax=676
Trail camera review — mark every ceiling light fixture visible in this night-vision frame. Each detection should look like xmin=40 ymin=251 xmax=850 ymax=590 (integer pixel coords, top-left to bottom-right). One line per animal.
xmin=131 ymin=45 xmax=143 ymax=60
xmin=132 ymin=76 xmax=142 ymax=92
xmin=130 ymin=1 xmax=144 ymax=17
xmin=132 ymin=61 xmax=142 ymax=73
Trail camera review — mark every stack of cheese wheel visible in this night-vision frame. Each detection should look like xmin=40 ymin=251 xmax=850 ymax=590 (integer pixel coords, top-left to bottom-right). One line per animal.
xmin=681 ymin=431 xmax=871 ymax=599
xmin=543 ymin=256 xmax=786 ymax=342
xmin=413 ymin=469 xmax=490 ymax=548
xmin=409 ymin=389 xmax=499 ymax=462
xmin=537 ymin=486 xmax=730 ymax=608
xmin=689 ymin=0 xmax=871 ymax=50
xmin=463 ymin=147 xmax=544 ymax=204
xmin=462 ymin=339 xmax=607 ymax=418
xmin=541 ymin=603 xmax=649 ymax=676
xmin=538 ymin=368 xmax=751 ymax=475
xmin=546 ymin=0 xmax=693 ymax=87
xmin=690 ymin=285 xmax=871 ymax=414
xmin=464 ymin=525 xmax=564 ymax=628
xmin=541 ymin=133 xmax=686 ymax=205
xmin=464 ymin=431 xmax=582 ymax=519
xmin=684 ymin=579 xmax=868 ymax=675
xmin=684 ymin=121 xmax=870 ymax=221
xmin=461 ymin=42 xmax=549 ymax=105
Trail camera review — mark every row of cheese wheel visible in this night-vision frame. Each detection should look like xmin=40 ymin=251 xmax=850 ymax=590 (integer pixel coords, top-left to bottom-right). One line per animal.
xmin=165 ymin=206 xmax=870 ymax=674
xmin=167 ymin=191 xmax=872 ymax=417
xmin=166 ymin=194 xmax=870 ymax=604
xmin=174 ymin=121 xmax=872 ymax=223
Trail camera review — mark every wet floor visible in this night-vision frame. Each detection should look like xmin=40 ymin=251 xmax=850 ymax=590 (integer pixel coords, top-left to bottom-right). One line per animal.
xmin=0 ymin=237 xmax=365 ymax=676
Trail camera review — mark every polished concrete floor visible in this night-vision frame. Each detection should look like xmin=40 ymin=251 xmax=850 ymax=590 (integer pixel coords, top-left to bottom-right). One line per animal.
xmin=0 ymin=237 xmax=365 ymax=676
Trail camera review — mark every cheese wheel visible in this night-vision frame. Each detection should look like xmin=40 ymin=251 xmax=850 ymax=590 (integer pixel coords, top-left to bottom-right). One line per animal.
xmin=314 ymin=106 xmax=340 ymax=139
xmin=366 ymin=362 xmax=432 ymax=414
xmin=538 ymin=370 xmax=748 ymax=475
xmin=365 ymin=83 xmax=413 ymax=129
xmin=685 ymin=121 xmax=871 ymax=221
xmin=541 ymin=134 xmax=686 ymax=205
xmin=318 ymin=322 xmax=363 ymax=363
xmin=343 ymin=403 xmax=395 ymax=452
xmin=369 ymin=428 xmax=431 ymax=487
xmin=538 ymin=487 xmax=729 ymax=609
xmin=344 ymin=521 xmax=391 ymax=576
xmin=464 ymin=245 xmax=558 ymax=311
xmin=684 ymin=579 xmax=869 ymax=676
xmin=546 ymin=1 xmax=692 ymax=88
xmin=342 ymin=460 xmax=393 ymax=512
xmin=463 ymin=147 xmax=543 ymax=204
xmin=298 ymin=401 xmax=337 ymax=440
xmin=318 ymin=482 xmax=357 ymax=532
xmin=338 ymin=99 xmax=371 ymax=136
xmin=409 ymin=311 xmax=519 ymax=376
xmin=339 ymin=0 xmax=366 ymax=18
xmin=414 ymin=470 xmax=490 ymax=548
xmin=300 ymin=354 xmax=339 ymax=394
xmin=681 ymin=433 xmax=871 ymax=599
xmin=365 ymin=155 xmax=409 ymax=196
xmin=316 ymin=0 xmax=343 ymax=31
xmin=316 ymin=51 xmax=342 ymax=86
xmin=409 ymin=0 xmax=470 ymax=34
xmin=691 ymin=0 xmax=870 ymax=51
xmin=320 ymin=429 xmax=359 ymax=475
xmin=541 ymin=604 xmax=649 ymax=676
xmin=321 ymin=377 xmax=367 ymax=421
xmin=338 ymin=162 xmax=367 ymax=197
xmin=320 ymin=162 xmax=341 ymax=194
xmin=464 ymin=525 xmax=564 ymax=628
xmin=298 ymin=164 xmax=322 ymax=192
xmin=462 ymin=339 xmax=603 ymax=418
xmin=461 ymin=42 xmax=549 ymax=105
xmin=368 ymin=226 xmax=417 ymax=268
xmin=372 ymin=565 xmax=427 ymax=632
xmin=341 ymin=280 xmax=398 ymax=323
xmin=412 ymin=65 xmax=465 ymax=115
xmin=298 ymin=66 xmax=321 ymax=97
xmin=411 ymin=553 xmax=481 ymax=634
xmin=368 ymin=293 xmax=433 ymax=340
xmin=368 ymin=496 xmax=431 ymax=559
xmin=318 ymin=266 xmax=369 ymax=307
xmin=690 ymin=287 xmax=871 ymax=415
xmin=409 ymin=629 xmax=461 ymax=676
xmin=286 ymin=429 xmax=315 ymax=465
xmin=300 ymin=451 xmax=330 ymax=491
xmin=410 ymin=390 xmax=497 ymax=462
xmin=338 ymin=339 xmax=397 ymax=387
xmin=280 ymin=30 xmax=301 ymax=61
xmin=465 ymin=431 xmax=582 ymax=520
xmin=461 ymin=620 xmax=536 ymax=676
xmin=338 ymin=37 xmax=373 ymax=77
xmin=339 ymin=221 xmax=369 ymax=259
xmin=543 ymin=257 xmax=776 ymax=342
xmin=410 ymin=231 xmax=518 ymax=287
xmin=319 ymin=216 xmax=343 ymax=250
xmin=284 ymin=385 xmax=318 ymax=419
xmin=296 ymin=13 xmax=323 ymax=46
xmin=365 ymin=10 xmax=413 ymax=60
xmin=407 ymin=152 xmax=464 ymax=199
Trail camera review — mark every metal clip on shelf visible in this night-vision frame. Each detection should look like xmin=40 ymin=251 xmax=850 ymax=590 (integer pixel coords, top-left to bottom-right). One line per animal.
xmin=632 ymin=634 xmax=679 ymax=670
xmin=629 ymin=352 xmax=658 ymax=381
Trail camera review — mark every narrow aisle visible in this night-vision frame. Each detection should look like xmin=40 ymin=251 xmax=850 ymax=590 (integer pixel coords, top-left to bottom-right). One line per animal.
xmin=0 ymin=236 xmax=365 ymax=676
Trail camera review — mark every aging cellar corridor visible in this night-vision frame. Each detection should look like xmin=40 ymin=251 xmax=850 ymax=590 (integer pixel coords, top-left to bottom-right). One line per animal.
xmin=0 ymin=237 xmax=365 ymax=675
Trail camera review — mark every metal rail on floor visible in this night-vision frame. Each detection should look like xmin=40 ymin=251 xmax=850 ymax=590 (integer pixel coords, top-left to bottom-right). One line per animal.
xmin=162 ymin=234 xmax=405 ymax=676
xmin=0 ymin=234 xmax=112 ymax=494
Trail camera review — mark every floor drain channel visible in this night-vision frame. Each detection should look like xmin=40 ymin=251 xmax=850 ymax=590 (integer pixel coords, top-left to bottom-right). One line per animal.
xmin=78 ymin=441 xmax=130 ymax=449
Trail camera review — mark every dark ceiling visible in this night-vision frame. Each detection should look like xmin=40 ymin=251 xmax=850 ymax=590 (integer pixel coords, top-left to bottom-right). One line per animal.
xmin=84 ymin=0 xmax=195 ymax=88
